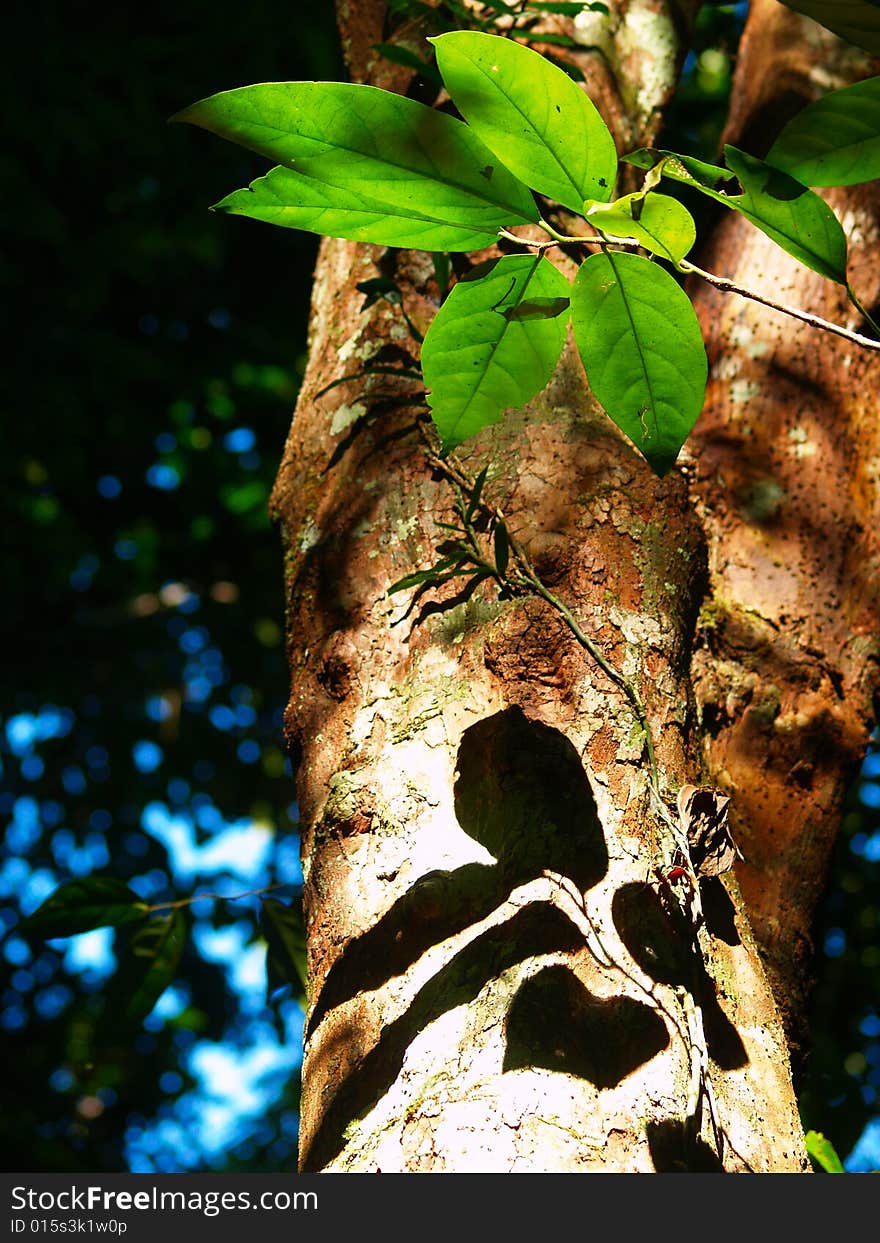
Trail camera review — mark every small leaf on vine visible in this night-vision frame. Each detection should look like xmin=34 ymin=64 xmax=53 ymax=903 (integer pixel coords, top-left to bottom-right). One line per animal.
xmin=494 ymin=521 xmax=510 ymax=576
xmin=20 ymin=876 xmax=149 ymax=939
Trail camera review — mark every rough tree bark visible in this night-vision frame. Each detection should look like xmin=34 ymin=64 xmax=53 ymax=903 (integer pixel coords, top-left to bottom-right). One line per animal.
xmin=270 ymin=0 xmax=880 ymax=1172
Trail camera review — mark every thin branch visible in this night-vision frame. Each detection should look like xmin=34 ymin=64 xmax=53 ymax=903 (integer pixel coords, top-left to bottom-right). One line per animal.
xmin=147 ymin=881 xmax=293 ymax=913
xmin=681 ymin=259 xmax=880 ymax=353
xmin=498 ymin=226 xmax=557 ymax=250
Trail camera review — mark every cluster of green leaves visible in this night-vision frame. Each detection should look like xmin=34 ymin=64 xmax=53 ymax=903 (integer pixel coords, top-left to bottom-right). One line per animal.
xmin=177 ymin=29 xmax=880 ymax=475
xmin=19 ymin=876 xmax=308 ymax=1022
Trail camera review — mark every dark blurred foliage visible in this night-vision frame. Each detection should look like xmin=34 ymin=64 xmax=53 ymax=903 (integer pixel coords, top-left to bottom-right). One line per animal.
xmin=798 ymin=758 xmax=880 ymax=1168
xmin=0 ymin=0 xmax=877 ymax=1175
xmin=663 ymin=1 xmax=741 ymax=160
xmin=1 ymin=0 xmax=342 ymax=1171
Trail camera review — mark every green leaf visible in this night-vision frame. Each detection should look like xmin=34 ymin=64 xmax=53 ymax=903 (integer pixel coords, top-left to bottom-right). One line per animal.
xmin=805 ymin=1130 xmax=846 ymax=1173
xmin=20 ymin=877 xmax=149 ymax=939
xmin=623 ymin=148 xmax=733 ymax=191
xmin=111 ymin=910 xmax=187 ymax=1025
xmin=175 ymin=82 xmax=538 ymax=251
xmin=722 ymin=146 xmax=848 ymax=284
xmin=421 ymin=254 xmax=571 ymax=449
xmin=570 ymin=251 xmax=707 ymax=475
xmin=214 ymin=168 xmax=506 ymax=252
xmin=388 ymin=561 xmax=459 ymax=593
xmin=767 ymin=76 xmax=880 ymax=187
xmin=431 ymin=31 xmax=617 ymax=212
xmin=778 ymin=1 xmax=880 ymax=54
xmin=625 ymin=145 xmax=848 ymax=284
xmin=260 ymin=897 xmax=308 ymax=1004
xmin=584 ymin=191 xmax=696 ymax=263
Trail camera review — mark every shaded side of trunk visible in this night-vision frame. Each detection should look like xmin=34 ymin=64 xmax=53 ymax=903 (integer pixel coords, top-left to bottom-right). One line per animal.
xmin=688 ymin=0 xmax=880 ymax=1046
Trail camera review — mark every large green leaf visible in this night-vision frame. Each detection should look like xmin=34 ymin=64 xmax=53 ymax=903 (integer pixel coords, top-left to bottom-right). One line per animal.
xmin=571 ymin=252 xmax=707 ymax=475
xmin=430 ymin=31 xmax=617 ymax=212
xmin=624 ymin=145 xmax=848 ymax=283
xmin=767 ymin=76 xmax=880 ymax=187
xmin=260 ymin=897 xmax=308 ymax=1005
xmin=109 ymin=910 xmax=187 ymax=1026
xmin=175 ymin=82 xmax=538 ymax=250
xmin=584 ymin=191 xmax=696 ymax=263
xmin=779 ymin=1 xmax=880 ymax=54
xmin=722 ymin=146 xmax=848 ymax=283
xmin=20 ymin=876 xmax=149 ymax=939
xmin=214 ymin=167 xmax=515 ymax=251
xmin=421 ymin=254 xmax=571 ymax=449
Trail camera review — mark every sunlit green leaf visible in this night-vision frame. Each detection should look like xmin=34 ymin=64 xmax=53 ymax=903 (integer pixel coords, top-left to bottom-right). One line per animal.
xmin=431 ymin=31 xmax=617 ymax=212
xmin=175 ymin=81 xmax=538 ymax=250
xmin=421 ymin=254 xmax=571 ymax=449
xmin=805 ymin=1130 xmax=846 ymax=1173
xmin=20 ymin=877 xmax=149 ymax=939
xmin=767 ymin=76 xmax=880 ymax=186
xmin=571 ymin=251 xmax=707 ymax=474
xmin=111 ymin=910 xmax=187 ymax=1025
xmin=584 ymin=191 xmax=696 ymax=262
xmin=260 ymin=897 xmax=307 ymax=1005
xmin=622 ymin=148 xmax=733 ymax=191
xmin=778 ymin=1 xmax=880 ymax=54
xmin=722 ymin=146 xmax=848 ymax=283
xmin=625 ymin=145 xmax=848 ymax=283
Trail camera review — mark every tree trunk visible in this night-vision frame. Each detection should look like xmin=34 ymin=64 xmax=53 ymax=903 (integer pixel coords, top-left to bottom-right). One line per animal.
xmin=271 ymin=0 xmax=880 ymax=1172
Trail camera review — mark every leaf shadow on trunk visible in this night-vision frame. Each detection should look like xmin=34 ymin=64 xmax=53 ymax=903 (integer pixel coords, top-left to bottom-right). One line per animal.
xmin=612 ymin=882 xmax=748 ymax=1071
xmin=302 ymin=709 xmax=678 ymax=1169
xmin=301 ymin=901 xmax=588 ymax=1171
xmin=502 ymin=962 xmax=669 ymax=1088
xmin=305 ymin=706 xmax=608 ymax=1038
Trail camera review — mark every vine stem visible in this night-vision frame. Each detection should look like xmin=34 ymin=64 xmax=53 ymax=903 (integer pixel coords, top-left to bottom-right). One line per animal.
xmin=511 ymin=553 xmax=659 ymax=792
xmin=420 ymin=427 xmax=661 ymax=797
